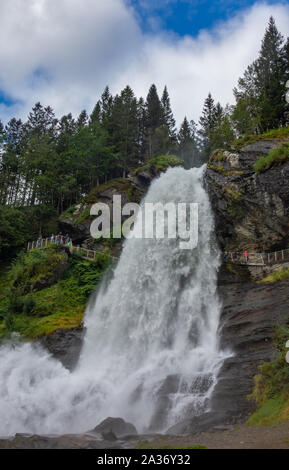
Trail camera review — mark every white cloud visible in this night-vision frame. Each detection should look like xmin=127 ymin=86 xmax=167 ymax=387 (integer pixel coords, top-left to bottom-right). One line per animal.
xmin=0 ymin=0 xmax=288 ymax=126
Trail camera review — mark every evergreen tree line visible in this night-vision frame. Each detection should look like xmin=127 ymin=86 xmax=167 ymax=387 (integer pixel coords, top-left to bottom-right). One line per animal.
xmin=0 ymin=16 xmax=288 ymax=215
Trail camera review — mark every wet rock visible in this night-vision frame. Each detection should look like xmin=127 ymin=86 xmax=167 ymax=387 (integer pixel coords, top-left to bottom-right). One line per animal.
xmin=167 ymin=411 xmax=227 ymax=435
xmin=40 ymin=327 xmax=85 ymax=370
xmin=211 ymin=274 xmax=289 ymax=425
xmin=0 ymin=433 xmax=121 ymax=449
xmin=91 ymin=417 xmax=138 ymax=438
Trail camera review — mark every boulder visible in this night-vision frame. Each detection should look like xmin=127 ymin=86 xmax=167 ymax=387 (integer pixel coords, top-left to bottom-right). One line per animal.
xmin=91 ymin=417 xmax=138 ymax=438
xmin=40 ymin=327 xmax=85 ymax=370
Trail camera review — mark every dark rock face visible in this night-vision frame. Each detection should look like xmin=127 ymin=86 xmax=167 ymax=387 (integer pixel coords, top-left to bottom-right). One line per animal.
xmin=91 ymin=417 xmax=138 ymax=439
xmin=212 ymin=274 xmax=289 ymax=424
xmin=40 ymin=327 xmax=85 ymax=370
xmin=169 ymin=266 xmax=289 ymax=435
xmin=205 ymin=140 xmax=289 ymax=252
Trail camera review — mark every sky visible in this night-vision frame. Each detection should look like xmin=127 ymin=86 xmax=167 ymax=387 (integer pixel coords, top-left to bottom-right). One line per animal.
xmin=0 ymin=0 xmax=289 ymax=126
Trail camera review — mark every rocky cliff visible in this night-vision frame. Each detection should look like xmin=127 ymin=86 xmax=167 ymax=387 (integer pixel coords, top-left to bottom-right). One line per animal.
xmin=205 ymin=139 xmax=289 ymax=253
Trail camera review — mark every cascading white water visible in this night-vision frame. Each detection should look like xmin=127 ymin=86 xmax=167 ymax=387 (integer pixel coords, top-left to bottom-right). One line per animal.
xmin=0 ymin=166 xmax=230 ymax=437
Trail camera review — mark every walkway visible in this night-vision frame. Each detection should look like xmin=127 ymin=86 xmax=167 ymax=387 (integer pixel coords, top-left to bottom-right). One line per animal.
xmin=225 ymin=248 xmax=289 ymax=266
xmin=28 ymin=237 xmax=289 ymax=267
xmin=27 ymin=238 xmax=98 ymax=261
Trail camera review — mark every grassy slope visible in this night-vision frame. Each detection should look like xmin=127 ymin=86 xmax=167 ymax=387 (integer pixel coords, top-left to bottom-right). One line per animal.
xmin=232 ymin=126 xmax=289 ymax=150
xmin=247 ymin=318 xmax=289 ymax=426
xmin=0 ymin=246 xmax=112 ymax=341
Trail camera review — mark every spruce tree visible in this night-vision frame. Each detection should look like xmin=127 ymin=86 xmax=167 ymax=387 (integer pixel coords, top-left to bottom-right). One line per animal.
xmin=76 ymin=110 xmax=88 ymax=130
xmin=198 ymin=93 xmax=217 ymax=160
xmin=233 ymin=17 xmax=286 ymax=133
xmin=145 ymin=84 xmax=163 ymax=159
xmin=178 ymin=117 xmax=200 ymax=168
xmin=161 ymin=86 xmax=177 ymax=140
xmin=90 ymin=101 xmax=101 ymax=124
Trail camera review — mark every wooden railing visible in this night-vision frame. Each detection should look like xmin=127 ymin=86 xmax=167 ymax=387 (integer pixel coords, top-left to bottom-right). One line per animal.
xmin=27 ymin=238 xmax=98 ymax=261
xmin=224 ymin=248 xmax=289 ymax=266
xmin=28 ymin=238 xmax=289 ymax=266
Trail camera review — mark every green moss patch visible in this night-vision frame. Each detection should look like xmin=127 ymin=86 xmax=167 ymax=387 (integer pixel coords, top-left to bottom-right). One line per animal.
xmin=253 ymin=142 xmax=289 ymax=173
xmin=261 ymin=267 xmax=289 ymax=283
xmin=247 ymin=325 xmax=289 ymax=426
xmin=132 ymin=155 xmax=184 ymax=176
xmin=83 ymin=178 xmax=132 ymax=204
xmin=232 ymin=126 xmax=289 ymax=150
xmin=207 ymin=163 xmax=244 ymax=177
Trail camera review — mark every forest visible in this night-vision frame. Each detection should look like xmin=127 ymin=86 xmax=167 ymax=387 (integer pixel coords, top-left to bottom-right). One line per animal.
xmin=0 ymin=16 xmax=289 ymax=258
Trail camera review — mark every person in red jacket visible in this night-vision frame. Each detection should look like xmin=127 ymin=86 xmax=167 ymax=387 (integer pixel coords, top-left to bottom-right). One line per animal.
xmin=244 ymin=250 xmax=249 ymax=262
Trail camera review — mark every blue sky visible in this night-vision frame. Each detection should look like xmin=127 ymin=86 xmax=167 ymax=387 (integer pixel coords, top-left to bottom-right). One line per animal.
xmin=129 ymin=0 xmax=285 ymax=36
xmin=1 ymin=1 xmax=289 ymax=125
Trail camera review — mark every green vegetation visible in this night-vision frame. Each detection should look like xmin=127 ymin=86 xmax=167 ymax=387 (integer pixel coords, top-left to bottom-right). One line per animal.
xmin=60 ymin=205 xmax=77 ymax=218
xmin=253 ymin=142 xmax=289 ymax=173
xmin=232 ymin=127 xmax=289 ymax=150
xmin=0 ymin=204 xmax=58 ymax=259
xmin=223 ymin=187 xmax=243 ymax=201
xmin=261 ymin=267 xmax=289 ymax=283
xmin=83 ymin=178 xmax=132 ymax=204
xmin=0 ymin=246 xmax=112 ymax=341
xmin=209 ymin=150 xmax=226 ymax=162
xmin=132 ymin=154 xmax=184 ymax=176
xmin=247 ymin=325 xmax=289 ymax=426
xmin=207 ymin=163 xmax=244 ymax=177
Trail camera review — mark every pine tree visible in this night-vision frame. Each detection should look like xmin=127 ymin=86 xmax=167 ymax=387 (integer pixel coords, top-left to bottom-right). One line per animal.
xmin=161 ymin=86 xmax=176 ymax=140
xmin=198 ymin=93 xmax=217 ymax=160
xmin=111 ymin=86 xmax=139 ymax=176
xmin=76 ymin=110 xmax=88 ymax=130
xmin=136 ymin=97 xmax=147 ymax=163
xmin=233 ymin=17 xmax=286 ymax=133
xmin=178 ymin=117 xmax=200 ymax=168
xmin=90 ymin=101 xmax=101 ymax=124
xmin=145 ymin=84 xmax=167 ymax=159
xmin=256 ymin=16 xmax=286 ymax=129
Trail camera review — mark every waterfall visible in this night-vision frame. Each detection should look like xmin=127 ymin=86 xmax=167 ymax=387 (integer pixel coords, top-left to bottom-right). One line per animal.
xmin=0 ymin=166 xmax=230 ymax=436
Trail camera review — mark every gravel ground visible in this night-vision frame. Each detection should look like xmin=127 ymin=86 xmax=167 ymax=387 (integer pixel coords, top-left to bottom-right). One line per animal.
xmin=138 ymin=422 xmax=289 ymax=449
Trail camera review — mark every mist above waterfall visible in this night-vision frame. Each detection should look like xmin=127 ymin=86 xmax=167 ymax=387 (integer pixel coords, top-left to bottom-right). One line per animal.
xmin=0 ymin=166 xmax=230 ymax=436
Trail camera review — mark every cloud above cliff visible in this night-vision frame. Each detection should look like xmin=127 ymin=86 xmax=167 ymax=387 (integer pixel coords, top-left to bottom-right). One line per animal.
xmin=0 ymin=0 xmax=289 ymax=125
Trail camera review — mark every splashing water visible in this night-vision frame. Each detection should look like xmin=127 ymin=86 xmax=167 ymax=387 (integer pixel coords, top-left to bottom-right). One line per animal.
xmin=0 ymin=166 xmax=230 ymax=436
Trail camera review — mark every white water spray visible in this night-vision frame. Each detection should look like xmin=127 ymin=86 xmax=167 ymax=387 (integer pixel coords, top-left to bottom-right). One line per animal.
xmin=0 ymin=166 xmax=229 ymax=436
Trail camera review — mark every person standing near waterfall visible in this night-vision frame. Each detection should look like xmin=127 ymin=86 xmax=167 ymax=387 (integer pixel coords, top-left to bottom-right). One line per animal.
xmin=244 ymin=250 xmax=249 ymax=263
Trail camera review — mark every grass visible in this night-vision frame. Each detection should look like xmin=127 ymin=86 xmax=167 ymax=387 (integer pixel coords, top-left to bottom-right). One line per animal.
xmin=209 ymin=150 xmax=226 ymax=162
xmin=247 ymin=324 xmax=289 ymax=426
xmin=253 ymin=142 xmax=289 ymax=173
xmin=261 ymin=267 xmax=289 ymax=283
xmin=132 ymin=155 xmax=184 ymax=176
xmin=247 ymin=397 xmax=289 ymax=426
xmin=0 ymin=247 xmax=112 ymax=341
xmin=60 ymin=204 xmax=77 ymax=218
xmin=232 ymin=126 xmax=289 ymax=150
xmin=83 ymin=178 xmax=132 ymax=205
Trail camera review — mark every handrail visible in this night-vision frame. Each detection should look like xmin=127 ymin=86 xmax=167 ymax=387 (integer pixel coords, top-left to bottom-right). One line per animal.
xmin=28 ymin=237 xmax=289 ymax=266
xmin=27 ymin=238 xmax=98 ymax=261
xmin=224 ymin=248 xmax=289 ymax=265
